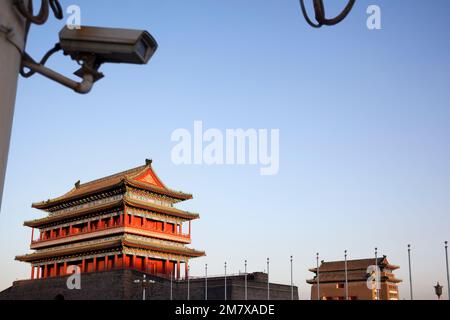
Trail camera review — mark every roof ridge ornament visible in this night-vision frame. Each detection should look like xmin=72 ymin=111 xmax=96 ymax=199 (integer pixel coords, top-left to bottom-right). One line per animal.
xmin=145 ymin=159 xmax=153 ymax=166
xmin=75 ymin=180 xmax=81 ymax=189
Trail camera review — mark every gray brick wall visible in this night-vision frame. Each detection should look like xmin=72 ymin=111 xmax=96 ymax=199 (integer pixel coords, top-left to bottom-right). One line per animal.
xmin=0 ymin=270 xmax=298 ymax=300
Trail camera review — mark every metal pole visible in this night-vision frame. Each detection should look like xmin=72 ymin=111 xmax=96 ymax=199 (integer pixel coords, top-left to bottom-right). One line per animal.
xmin=0 ymin=0 xmax=29 ymax=213
xmin=344 ymin=250 xmax=349 ymax=300
xmin=290 ymin=256 xmax=294 ymax=300
xmin=316 ymin=253 xmax=320 ymax=300
xmin=134 ymin=274 xmax=154 ymax=301
xmin=244 ymin=260 xmax=248 ymax=300
xmin=375 ymin=247 xmax=379 ymax=300
xmin=143 ymin=275 xmax=146 ymax=301
xmin=170 ymin=270 xmax=173 ymax=300
xmin=445 ymin=241 xmax=450 ymax=300
xmin=408 ymin=244 xmax=413 ymax=300
xmin=205 ymin=264 xmax=208 ymax=301
xmin=224 ymin=262 xmax=227 ymax=301
xmin=267 ymin=258 xmax=270 ymax=301
xmin=187 ymin=266 xmax=190 ymax=300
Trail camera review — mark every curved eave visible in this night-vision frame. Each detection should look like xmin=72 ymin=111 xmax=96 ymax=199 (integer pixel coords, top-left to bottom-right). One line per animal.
xmin=15 ymin=238 xmax=121 ymax=263
xmin=124 ymin=197 xmax=200 ymax=221
xmin=306 ymin=277 xmax=403 ymax=285
xmin=32 ymin=180 xmax=126 ymax=211
xmin=123 ymin=240 xmax=205 ymax=258
xmin=125 ymin=179 xmax=193 ymax=201
xmin=31 ymin=179 xmax=193 ymax=211
xmin=385 ymin=264 xmax=400 ymax=270
xmin=24 ymin=199 xmax=124 ymax=228
xmin=386 ymin=278 xmax=403 ymax=284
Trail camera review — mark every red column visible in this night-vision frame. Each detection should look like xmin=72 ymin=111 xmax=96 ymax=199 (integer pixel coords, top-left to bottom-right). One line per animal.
xmin=54 ymin=262 xmax=58 ymax=277
xmin=189 ymin=221 xmax=192 ymax=237
xmin=114 ymin=255 xmax=119 ymax=270
xmin=63 ymin=262 xmax=68 ymax=276
xmin=177 ymin=261 xmax=181 ymax=280
xmin=132 ymin=255 xmax=136 ymax=270
xmin=122 ymin=254 xmax=127 ymax=269
xmin=93 ymin=257 xmax=97 ymax=272
xmin=81 ymin=259 xmax=86 ymax=273
xmin=105 ymin=256 xmax=109 ymax=271
xmin=31 ymin=266 xmax=35 ymax=280
xmin=144 ymin=257 xmax=148 ymax=273
xmin=31 ymin=228 xmax=35 ymax=243
xmin=69 ymin=225 xmax=73 ymax=236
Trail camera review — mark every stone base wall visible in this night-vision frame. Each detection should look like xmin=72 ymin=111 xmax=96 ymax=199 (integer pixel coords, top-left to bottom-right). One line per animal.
xmin=0 ymin=270 xmax=298 ymax=300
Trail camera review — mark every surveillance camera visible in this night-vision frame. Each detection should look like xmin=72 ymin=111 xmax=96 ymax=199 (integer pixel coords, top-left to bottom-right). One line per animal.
xmin=21 ymin=25 xmax=158 ymax=94
xmin=59 ymin=26 xmax=158 ymax=65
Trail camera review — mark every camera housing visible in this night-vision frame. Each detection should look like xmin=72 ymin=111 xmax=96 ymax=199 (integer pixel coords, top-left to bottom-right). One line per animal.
xmin=59 ymin=26 xmax=158 ymax=65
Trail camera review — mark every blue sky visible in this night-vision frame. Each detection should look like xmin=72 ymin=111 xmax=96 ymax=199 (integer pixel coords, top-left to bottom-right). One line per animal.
xmin=1 ymin=0 xmax=449 ymax=299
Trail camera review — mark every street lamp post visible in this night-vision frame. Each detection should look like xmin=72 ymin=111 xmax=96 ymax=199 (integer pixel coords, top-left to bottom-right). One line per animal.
xmin=375 ymin=247 xmax=380 ymax=300
xmin=290 ymin=256 xmax=294 ymax=300
xmin=434 ymin=282 xmax=443 ymax=300
xmin=316 ymin=253 xmax=320 ymax=301
xmin=267 ymin=258 xmax=270 ymax=301
xmin=170 ymin=270 xmax=173 ymax=300
xmin=134 ymin=274 xmax=155 ymax=301
xmin=344 ymin=250 xmax=349 ymax=300
xmin=187 ymin=266 xmax=190 ymax=300
xmin=445 ymin=241 xmax=450 ymax=300
xmin=205 ymin=264 xmax=208 ymax=301
xmin=224 ymin=262 xmax=227 ymax=301
xmin=244 ymin=260 xmax=248 ymax=301
xmin=408 ymin=244 xmax=413 ymax=300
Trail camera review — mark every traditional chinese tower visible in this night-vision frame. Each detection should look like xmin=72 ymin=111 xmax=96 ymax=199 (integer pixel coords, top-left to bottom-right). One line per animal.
xmin=307 ymin=256 xmax=402 ymax=300
xmin=16 ymin=160 xmax=205 ymax=281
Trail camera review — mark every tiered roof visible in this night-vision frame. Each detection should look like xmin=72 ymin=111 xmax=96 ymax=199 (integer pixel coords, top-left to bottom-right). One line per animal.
xmin=307 ymin=257 xmax=402 ymax=284
xmin=25 ymin=160 xmax=199 ymax=228
xmin=16 ymin=234 xmax=205 ymax=262
xmin=17 ymin=160 xmax=205 ymax=264
xmin=32 ymin=159 xmax=192 ymax=211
